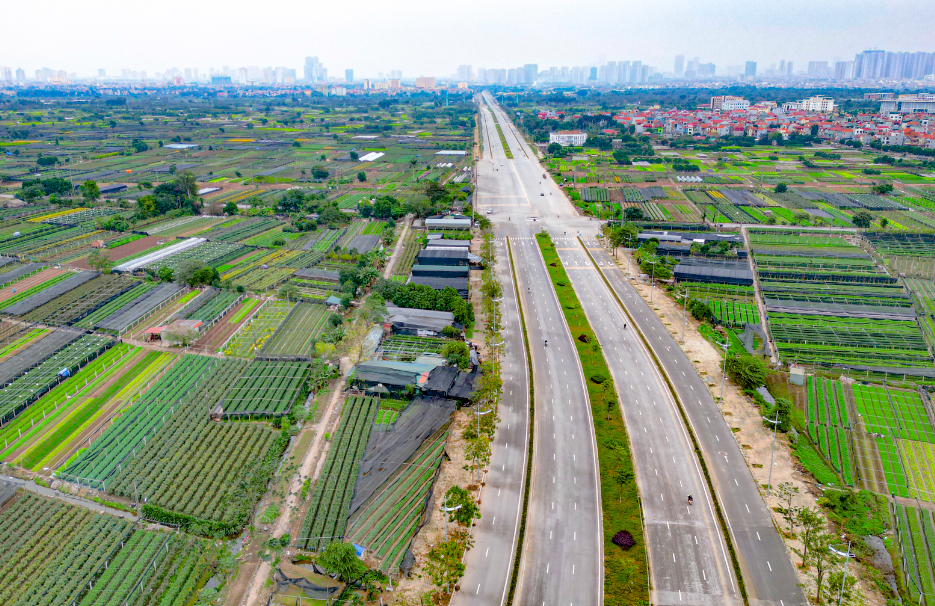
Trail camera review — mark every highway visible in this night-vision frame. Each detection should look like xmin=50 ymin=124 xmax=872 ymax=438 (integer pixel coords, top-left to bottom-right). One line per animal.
xmin=582 ymin=241 xmax=807 ymax=606
xmin=467 ymin=93 xmax=806 ymax=606
xmin=463 ymin=97 xmax=604 ymax=606
xmin=550 ymin=237 xmax=741 ymax=606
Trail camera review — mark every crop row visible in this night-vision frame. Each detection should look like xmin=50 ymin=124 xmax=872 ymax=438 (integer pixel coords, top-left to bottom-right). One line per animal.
xmin=708 ymin=300 xmax=758 ymax=328
xmin=300 ymin=395 xmax=379 ymax=551
xmin=146 ymin=240 xmax=247 ymax=273
xmin=3 ymin=344 xmax=140 ymax=468
xmin=310 ymin=229 xmax=341 ymax=252
xmin=260 ymin=303 xmax=331 ymax=358
xmin=899 ymin=439 xmax=935 ymax=502
xmin=894 ymin=504 xmax=935 ymax=605
xmin=0 ymin=334 xmax=114 ymax=427
xmin=73 ymin=282 xmax=156 ymax=329
xmin=0 ymin=272 xmax=72 ymax=312
xmin=223 ymin=301 xmax=294 ymax=358
xmin=185 ymin=290 xmax=240 ymax=325
xmin=62 ymin=354 xmax=214 ymax=484
xmin=223 ymin=360 xmax=309 ymax=416
xmin=22 ymin=274 xmax=139 ymax=327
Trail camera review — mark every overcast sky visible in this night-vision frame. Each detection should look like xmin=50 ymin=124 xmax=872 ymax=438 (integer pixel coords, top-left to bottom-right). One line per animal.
xmin=4 ymin=0 xmax=934 ymax=78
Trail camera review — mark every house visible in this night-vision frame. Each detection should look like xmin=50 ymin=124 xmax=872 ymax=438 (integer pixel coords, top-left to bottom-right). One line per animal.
xmin=549 ymin=130 xmax=588 ymax=147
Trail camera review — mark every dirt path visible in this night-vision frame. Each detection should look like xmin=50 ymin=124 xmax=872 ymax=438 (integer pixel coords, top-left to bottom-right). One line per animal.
xmin=238 ymin=374 xmax=348 ymax=606
xmin=383 ymin=215 xmax=413 ymax=279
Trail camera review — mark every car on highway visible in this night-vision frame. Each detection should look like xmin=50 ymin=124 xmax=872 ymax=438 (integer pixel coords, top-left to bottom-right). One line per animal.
xmin=486 ymin=209 xmax=493 ymax=214
xmin=540 ymin=193 xmax=544 ymax=196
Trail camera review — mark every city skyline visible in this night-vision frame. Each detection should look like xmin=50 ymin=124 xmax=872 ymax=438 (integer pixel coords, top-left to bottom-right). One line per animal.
xmin=4 ymin=0 xmax=935 ymax=78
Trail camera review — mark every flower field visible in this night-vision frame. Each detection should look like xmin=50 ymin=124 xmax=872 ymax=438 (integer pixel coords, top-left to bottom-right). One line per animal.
xmin=299 ymin=395 xmax=380 ymax=551
xmin=62 ymin=354 xmax=214 ymax=486
xmin=223 ymin=300 xmax=294 ymax=357
xmin=260 ymin=303 xmax=332 ymax=358
xmin=222 ymin=360 xmax=310 ymax=417
xmin=346 ymin=426 xmax=449 ymax=572
xmin=0 ymin=334 xmax=114 ymax=427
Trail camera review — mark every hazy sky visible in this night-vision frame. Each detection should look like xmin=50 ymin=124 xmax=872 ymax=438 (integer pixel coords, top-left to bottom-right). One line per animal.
xmin=4 ymin=0 xmax=934 ymax=77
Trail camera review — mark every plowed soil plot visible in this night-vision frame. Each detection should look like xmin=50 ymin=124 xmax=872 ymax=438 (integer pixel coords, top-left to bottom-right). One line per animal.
xmin=70 ymin=235 xmax=168 ymax=270
xmin=196 ymin=301 xmax=248 ymax=351
xmin=0 ymin=268 xmax=66 ymax=304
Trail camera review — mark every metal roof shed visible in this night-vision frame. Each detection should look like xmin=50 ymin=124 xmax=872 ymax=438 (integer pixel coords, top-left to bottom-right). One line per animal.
xmin=410 ymin=265 xmax=470 ymax=278
xmin=673 ymin=264 xmax=754 ymax=286
xmin=425 ymin=216 xmax=472 ymax=230
xmin=409 ymin=276 xmax=468 ymax=298
xmin=416 ymin=249 xmax=469 ymax=266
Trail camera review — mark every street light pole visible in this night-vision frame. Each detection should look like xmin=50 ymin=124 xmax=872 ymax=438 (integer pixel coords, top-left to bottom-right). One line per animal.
xmin=649 ymin=260 xmax=657 ymax=304
xmin=763 ymin=411 xmax=780 ymax=495
xmin=678 ymin=289 xmax=689 ymax=344
xmin=717 ymin=339 xmax=730 ymax=403
xmin=832 ymin=541 xmax=854 ymax=606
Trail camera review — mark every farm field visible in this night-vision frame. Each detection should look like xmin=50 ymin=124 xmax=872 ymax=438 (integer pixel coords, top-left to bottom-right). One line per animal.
xmin=222 ymin=360 xmax=310 ymax=417
xmin=260 ymin=303 xmax=331 ymax=358
xmin=61 ymin=354 xmax=215 ymax=488
xmin=0 ymin=491 xmax=208 ymax=606
xmin=0 ymin=334 xmax=114 ymax=427
xmin=107 ymin=357 xmax=289 ymax=534
xmin=893 ymin=503 xmax=935 ymax=606
xmin=299 ymin=394 xmax=380 ymax=551
xmin=749 ymin=230 xmax=934 ymax=372
xmin=223 ymin=300 xmax=294 ymax=357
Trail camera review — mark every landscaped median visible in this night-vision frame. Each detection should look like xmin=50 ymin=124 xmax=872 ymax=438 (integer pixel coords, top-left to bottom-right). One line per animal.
xmin=535 ymin=231 xmax=647 ymax=604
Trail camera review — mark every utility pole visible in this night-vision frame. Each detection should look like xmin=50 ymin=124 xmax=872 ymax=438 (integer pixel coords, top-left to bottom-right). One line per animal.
xmin=649 ymin=260 xmax=657 ymax=304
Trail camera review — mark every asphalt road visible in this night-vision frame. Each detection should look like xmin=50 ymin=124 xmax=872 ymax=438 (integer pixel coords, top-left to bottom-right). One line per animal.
xmin=581 ymin=242 xmax=807 ymax=606
xmin=471 ymin=93 xmax=806 ymax=606
xmin=551 ymin=238 xmax=740 ymax=606
xmin=463 ymin=97 xmax=604 ymax=606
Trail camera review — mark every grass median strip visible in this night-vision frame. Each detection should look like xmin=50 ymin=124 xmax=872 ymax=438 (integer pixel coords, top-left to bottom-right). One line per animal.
xmin=536 ymin=232 xmax=647 ymax=604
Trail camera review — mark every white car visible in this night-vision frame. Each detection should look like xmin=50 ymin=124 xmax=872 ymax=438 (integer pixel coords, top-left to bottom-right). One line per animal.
xmin=486 ymin=209 xmax=493 ymax=214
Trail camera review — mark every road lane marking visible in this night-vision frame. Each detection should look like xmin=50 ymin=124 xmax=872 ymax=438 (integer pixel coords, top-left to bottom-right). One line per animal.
xmin=767 ymin=561 xmax=772 ymax=571
xmin=745 ymin=504 xmax=750 ymax=513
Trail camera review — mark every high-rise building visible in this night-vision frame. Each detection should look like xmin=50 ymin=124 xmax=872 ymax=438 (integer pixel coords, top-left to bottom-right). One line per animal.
xmin=184 ymin=68 xmax=193 ymax=81
xmin=415 ymin=77 xmax=435 ymax=88
xmin=457 ymin=65 xmax=472 ymax=81
xmin=345 ymin=69 xmax=354 ymax=83
xmin=616 ymin=61 xmax=629 ymax=84
xmin=523 ymin=64 xmax=538 ymax=85
xmin=304 ymin=57 xmax=327 ymax=82
xmin=807 ymin=61 xmax=830 ymax=79
xmin=629 ymin=61 xmax=642 ymax=83
xmin=744 ymin=61 xmax=757 ymax=78
xmin=97 ymin=68 xmax=106 ymax=78
xmin=674 ymin=54 xmax=685 ymax=77
xmin=15 ymin=68 xmax=25 ymax=83
xmin=476 ymin=68 xmax=487 ymax=83
xmin=390 ymin=70 xmax=402 ymax=80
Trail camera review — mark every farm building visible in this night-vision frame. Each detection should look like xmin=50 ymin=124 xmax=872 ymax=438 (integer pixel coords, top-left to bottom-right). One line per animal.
xmin=410 ymin=265 xmax=469 ymax=279
xmin=98 ymin=184 xmax=128 ymax=195
xmin=424 ymin=214 xmax=472 ymax=230
xmin=416 ymin=249 xmax=469 ymax=267
xmin=421 ymin=365 xmax=480 ymax=401
xmin=673 ymin=258 xmax=754 ymax=286
xmin=409 ymin=276 xmax=469 ymax=298
xmin=385 ymin=304 xmax=456 ymax=335
xmin=424 ymin=239 xmax=470 ymax=249
xmin=351 ymin=360 xmax=434 ymax=391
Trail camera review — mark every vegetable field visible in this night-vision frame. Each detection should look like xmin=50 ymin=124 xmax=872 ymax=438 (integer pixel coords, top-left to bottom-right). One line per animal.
xmin=0 ymin=334 xmax=114 ymax=427
xmin=804 ymin=376 xmax=854 ymax=485
xmin=893 ymin=504 xmax=935 ymax=606
xmin=222 ymin=360 xmax=309 ymax=417
xmin=299 ymin=395 xmax=379 ymax=551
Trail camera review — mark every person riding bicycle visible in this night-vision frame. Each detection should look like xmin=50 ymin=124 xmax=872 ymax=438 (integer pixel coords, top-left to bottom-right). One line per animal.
xmin=688 ymin=494 xmax=693 ymax=504
xmin=544 ymin=340 xmax=548 ymax=347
